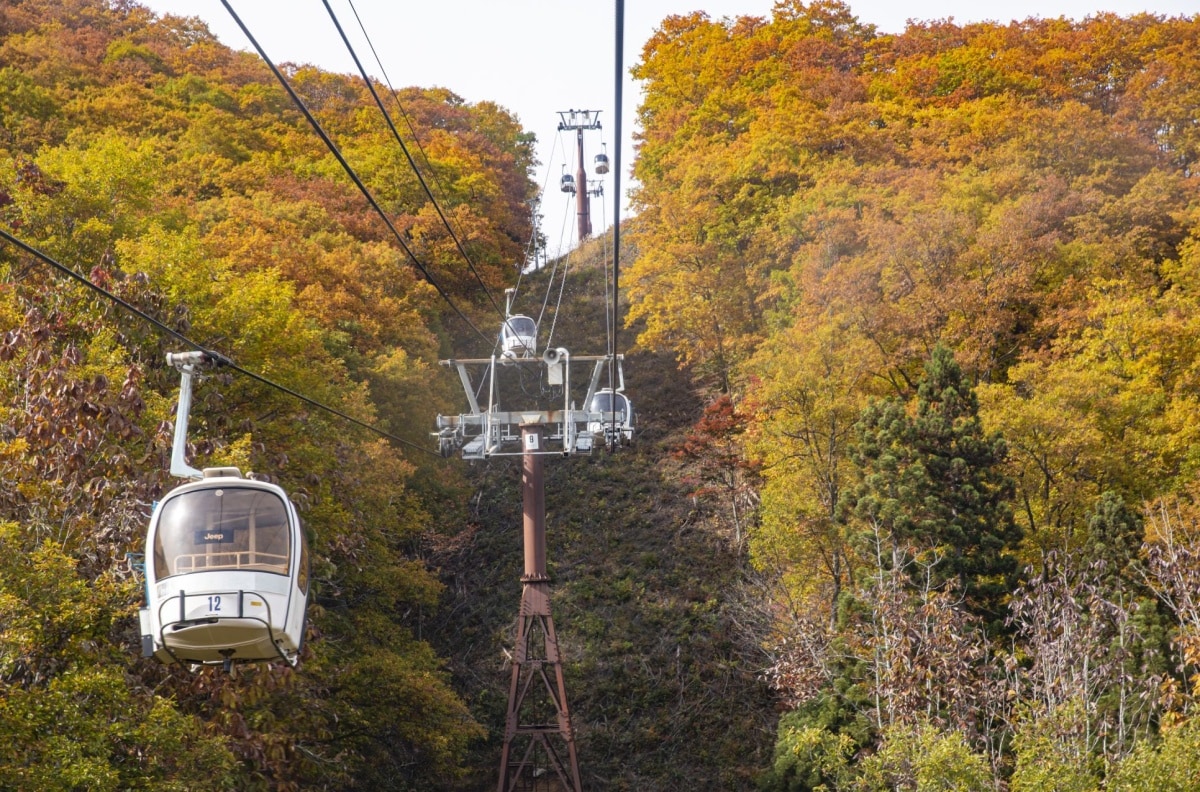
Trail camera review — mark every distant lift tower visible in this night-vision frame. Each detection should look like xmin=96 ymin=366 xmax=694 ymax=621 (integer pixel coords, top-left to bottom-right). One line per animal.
xmin=435 ymin=320 xmax=633 ymax=791
xmin=557 ymin=109 xmax=604 ymax=242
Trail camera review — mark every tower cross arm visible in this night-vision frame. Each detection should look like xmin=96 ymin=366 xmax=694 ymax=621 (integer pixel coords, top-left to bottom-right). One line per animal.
xmin=556 ymin=109 xmax=602 ymax=130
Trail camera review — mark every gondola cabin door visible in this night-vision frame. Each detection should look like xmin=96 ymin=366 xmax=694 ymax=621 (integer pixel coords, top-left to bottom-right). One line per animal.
xmin=141 ymin=468 xmax=309 ymax=666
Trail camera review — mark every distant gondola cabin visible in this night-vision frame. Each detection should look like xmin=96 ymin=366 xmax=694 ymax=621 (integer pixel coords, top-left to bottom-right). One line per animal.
xmin=560 ymin=173 xmax=576 ymax=193
xmin=587 ymin=388 xmax=635 ymax=446
xmin=140 ymin=468 xmax=309 ymax=666
xmin=594 ymin=152 xmax=610 ymax=174
xmin=501 ymin=315 xmax=538 ymax=359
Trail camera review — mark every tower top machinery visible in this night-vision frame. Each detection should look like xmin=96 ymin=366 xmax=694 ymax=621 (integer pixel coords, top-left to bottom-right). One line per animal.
xmin=434 ymin=346 xmax=627 ymax=459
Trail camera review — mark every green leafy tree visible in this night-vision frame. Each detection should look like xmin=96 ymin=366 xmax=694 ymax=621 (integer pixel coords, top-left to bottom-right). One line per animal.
xmin=760 ymin=718 xmax=854 ymax=792
xmin=853 ymin=720 xmax=992 ymax=792
xmin=746 ymin=318 xmax=878 ymax=618
xmin=0 ymin=523 xmax=238 ymax=790
xmin=1009 ymin=701 xmax=1101 ymax=792
xmin=0 ymin=1 xmax=545 ymax=786
xmin=1107 ymin=718 xmax=1200 ymax=791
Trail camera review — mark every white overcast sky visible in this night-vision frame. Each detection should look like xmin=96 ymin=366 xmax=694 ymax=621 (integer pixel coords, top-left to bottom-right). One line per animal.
xmin=138 ymin=0 xmax=1196 ymax=257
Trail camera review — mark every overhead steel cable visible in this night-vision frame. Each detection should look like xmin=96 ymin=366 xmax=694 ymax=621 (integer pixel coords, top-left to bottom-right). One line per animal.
xmin=610 ymin=0 xmax=626 ymax=439
xmin=329 ymin=0 xmax=538 ymax=358
xmin=338 ymin=0 xmax=559 ymax=348
xmin=344 ymin=0 xmax=438 ymax=173
xmin=218 ymin=0 xmax=492 ymax=348
xmin=601 ymin=184 xmax=613 ymax=356
xmin=0 ymin=227 xmax=441 ymax=458
xmin=508 ymin=130 xmax=566 ymax=332
xmin=534 ymin=252 xmax=561 ymax=333
xmin=542 ymin=250 xmax=570 ymax=351
xmin=1 ymin=227 xmax=200 ymax=352
xmin=342 ymin=0 xmax=470 ymax=251
xmin=512 ymin=131 xmax=566 ymax=304
xmin=357 ymin=0 xmax=554 ymax=330
xmin=320 ymin=0 xmax=507 ymax=322
xmin=344 ymin=0 xmax=534 ymax=353
xmin=613 ymin=0 xmax=625 ymax=360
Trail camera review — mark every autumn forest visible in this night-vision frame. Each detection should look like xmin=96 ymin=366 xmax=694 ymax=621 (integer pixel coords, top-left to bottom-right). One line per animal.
xmin=3 ymin=0 xmax=1200 ymax=790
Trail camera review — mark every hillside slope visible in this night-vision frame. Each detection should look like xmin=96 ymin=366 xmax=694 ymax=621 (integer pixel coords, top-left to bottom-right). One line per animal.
xmin=424 ymin=240 xmax=775 ymax=790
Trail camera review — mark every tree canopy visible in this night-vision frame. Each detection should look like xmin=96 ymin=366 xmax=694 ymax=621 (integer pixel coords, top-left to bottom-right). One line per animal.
xmin=628 ymin=1 xmax=1200 ymax=787
xmin=0 ymin=1 xmax=536 ymax=788
xmin=7 ymin=0 xmax=1200 ymax=787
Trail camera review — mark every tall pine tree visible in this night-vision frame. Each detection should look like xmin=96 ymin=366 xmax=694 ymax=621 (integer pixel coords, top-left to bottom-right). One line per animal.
xmin=848 ymin=346 xmax=1020 ymax=632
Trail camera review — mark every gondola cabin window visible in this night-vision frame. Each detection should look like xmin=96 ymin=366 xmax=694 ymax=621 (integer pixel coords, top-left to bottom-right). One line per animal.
xmin=589 ymin=390 xmax=628 ymax=418
xmin=506 ymin=316 xmax=536 ymax=339
xmin=154 ymin=487 xmax=291 ymax=577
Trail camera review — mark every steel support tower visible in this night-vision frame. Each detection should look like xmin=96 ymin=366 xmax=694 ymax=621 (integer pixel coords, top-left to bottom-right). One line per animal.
xmin=557 ymin=109 xmax=601 ymax=243
xmin=496 ymin=423 xmax=582 ymax=792
xmin=436 ymin=350 xmax=632 ymax=790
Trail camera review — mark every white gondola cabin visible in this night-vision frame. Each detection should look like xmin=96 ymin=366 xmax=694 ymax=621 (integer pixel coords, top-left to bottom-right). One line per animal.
xmin=141 ymin=469 xmax=309 ymax=666
xmin=139 ymin=351 xmax=309 ymax=668
xmin=501 ymin=315 xmax=538 ymax=359
xmin=594 ymin=151 xmax=610 ymax=175
xmin=560 ymin=173 xmax=576 ymax=194
xmin=587 ymin=388 xmax=635 ymax=446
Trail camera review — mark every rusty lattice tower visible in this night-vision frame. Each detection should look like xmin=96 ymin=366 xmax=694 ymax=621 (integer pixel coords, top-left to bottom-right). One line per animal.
xmin=496 ymin=423 xmax=582 ymax=791
xmin=435 ymin=348 xmax=630 ymax=790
